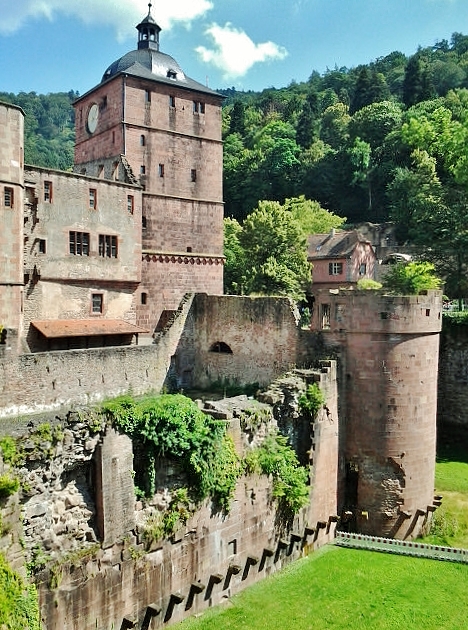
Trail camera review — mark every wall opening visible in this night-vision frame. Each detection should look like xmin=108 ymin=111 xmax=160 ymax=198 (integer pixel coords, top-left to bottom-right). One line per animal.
xmin=209 ymin=341 xmax=233 ymax=354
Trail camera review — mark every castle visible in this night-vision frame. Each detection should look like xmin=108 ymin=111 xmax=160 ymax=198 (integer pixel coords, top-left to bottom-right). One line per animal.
xmin=0 ymin=7 xmax=444 ymax=629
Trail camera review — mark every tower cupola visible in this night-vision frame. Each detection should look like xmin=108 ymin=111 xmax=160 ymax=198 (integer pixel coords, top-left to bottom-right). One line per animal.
xmin=137 ymin=3 xmax=161 ymax=51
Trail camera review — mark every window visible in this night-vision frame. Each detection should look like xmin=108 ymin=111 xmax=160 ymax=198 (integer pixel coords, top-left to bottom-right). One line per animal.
xmin=329 ymin=262 xmax=343 ymax=276
xmin=97 ymin=165 xmax=104 ymax=178
xmin=169 ymin=95 xmax=176 ymax=108
xmin=145 ymin=90 xmax=151 ymax=103
xmin=99 ymin=234 xmax=118 ymax=258
xmin=127 ymin=195 xmax=134 ymax=214
xmin=321 ymin=304 xmax=331 ymax=330
xmin=359 ymin=263 xmax=367 ymax=276
xmin=4 ymin=187 xmax=13 ymax=207
xmin=69 ymin=231 xmax=90 ymax=256
xmin=89 ymin=188 xmax=97 ymax=209
xmin=92 ymin=293 xmax=103 ymax=314
xmin=38 ymin=239 xmax=46 ymax=254
xmin=187 ymin=246 xmax=192 ymax=253
xmin=193 ymin=101 xmax=205 ymax=114
xmin=158 ymin=163 xmax=165 ymax=177
xmin=44 ymin=181 xmax=52 ymax=202
xmin=167 ymin=70 xmax=177 ymax=79
xmin=101 ymin=95 xmax=108 ymax=110
xmin=141 ymin=292 xmax=148 ymax=305
xmin=140 ymin=165 xmax=146 ymax=175
xmin=191 ymin=169 xmax=197 ymax=182
xmin=140 ymin=135 xmax=145 ymax=146
xmin=142 ymin=216 xmax=147 ymax=230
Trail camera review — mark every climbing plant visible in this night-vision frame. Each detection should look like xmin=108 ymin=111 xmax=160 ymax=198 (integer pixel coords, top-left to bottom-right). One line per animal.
xmin=245 ymin=433 xmax=310 ymax=514
xmin=102 ymin=394 xmax=241 ymax=510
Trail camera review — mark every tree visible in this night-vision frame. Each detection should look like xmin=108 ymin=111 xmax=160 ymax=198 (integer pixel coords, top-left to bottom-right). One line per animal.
xmin=283 ymin=195 xmax=346 ymax=234
xmin=382 ymin=261 xmax=442 ymax=295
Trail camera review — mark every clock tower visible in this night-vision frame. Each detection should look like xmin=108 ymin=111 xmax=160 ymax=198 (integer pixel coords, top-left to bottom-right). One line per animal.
xmin=74 ymin=4 xmax=225 ymax=334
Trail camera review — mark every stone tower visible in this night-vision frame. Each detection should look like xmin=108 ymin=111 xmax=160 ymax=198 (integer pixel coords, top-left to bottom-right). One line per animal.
xmin=0 ymin=101 xmax=24 ymax=339
xmin=73 ymin=4 xmax=225 ymax=334
xmin=313 ymin=288 xmax=442 ymax=539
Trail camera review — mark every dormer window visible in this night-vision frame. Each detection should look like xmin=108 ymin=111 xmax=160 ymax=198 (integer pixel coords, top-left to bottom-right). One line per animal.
xmin=167 ymin=70 xmax=177 ymax=80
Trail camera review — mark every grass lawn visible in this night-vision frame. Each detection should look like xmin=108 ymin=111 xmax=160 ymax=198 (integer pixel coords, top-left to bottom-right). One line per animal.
xmin=177 ymin=426 xmax=468 ymax=629
xmin=176 ymin=546 xmax=468 ymax=630
xmin=420 ymin=425 xmax=468 ymax=548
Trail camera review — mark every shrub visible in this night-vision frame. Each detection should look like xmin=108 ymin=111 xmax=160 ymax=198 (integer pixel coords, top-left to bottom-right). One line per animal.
xmin=357 ymin=278 xmax=382 ymax=290
xmin=299 ymin=382 xmax=325 ymax=418
xmin=245 ymin=433 xmax=309 ymax=514
xmin=0 ymin=553 xmax=41 ymax=630
xmin=0 ymin=473 xmax=19 ymax=499
xmin=382 ymin=261 xmax=442 ymax=295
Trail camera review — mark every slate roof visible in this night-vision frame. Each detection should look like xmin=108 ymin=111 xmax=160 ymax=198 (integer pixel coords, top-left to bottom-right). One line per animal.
xmin=307 ymin=230 xmax=372 ymax=260
xmin=100 ymin=48 xmax=221 ymax=98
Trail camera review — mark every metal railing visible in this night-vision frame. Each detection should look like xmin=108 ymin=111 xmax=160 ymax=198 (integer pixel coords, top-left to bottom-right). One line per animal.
xmin=335 ymin=530 xmax=468 ymax=564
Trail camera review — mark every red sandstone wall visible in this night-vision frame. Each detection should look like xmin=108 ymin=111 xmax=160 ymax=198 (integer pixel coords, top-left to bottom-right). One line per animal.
xmin=0 ymin=103 xmax=24 ymax=332
xmin=313 ymin=289 xmax=442 ymax=539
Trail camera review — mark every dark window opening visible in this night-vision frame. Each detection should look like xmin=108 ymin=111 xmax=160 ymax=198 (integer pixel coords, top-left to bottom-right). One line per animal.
xmin=89 ymin=188 xmax=97 ymax=209
xmin=140 ymin=135 xmax=145 ymax=146
xmin=140 ymin=165 xmax=146 ymax=175
xmin=92 ymin=293 xmax=103 ymax=314
xmin=321 ymin=304 xmax=331 ymax=329
xmin=191 ymin=168 xmax=197 ymax=182
xmin=127 ymin=195 xmax=134 ymax=214
xmin=187 ymin=246 xmax=192 ymax=253
xmin=99 ymin=234 xmax=118 ymax=258
xmin=38 ymin=239 xmax=46 ymax=254
xmin=329 ymin=262 xmax=343 ymax=275
xmin=141 ymin=292 xmax=147 ymax=305
xmin=44 ymin=181 xmax=52 ymax=202
xmin=145 ymin=90 xmax=151 ymax=103
xmin=158 ymin=163 xmax=165 ymax=177
xmin=4 ymin=187 xmax=13 ymax=207
xmin=167 ymin=70 xmax=177 ymax=79
xmin=69 ymin=231 xmax=90 ymax=256
xmin=142 ymin=216 xmax=147 ymax=229
xmin=209 ymin=341 xmax=233 ymax=354
xmin=169 ymin=95 xmax=176 ymax=108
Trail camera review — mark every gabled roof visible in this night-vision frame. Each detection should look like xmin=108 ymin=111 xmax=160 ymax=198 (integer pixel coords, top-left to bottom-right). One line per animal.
xmin=307 ymin=230 xmax=372 ymax=260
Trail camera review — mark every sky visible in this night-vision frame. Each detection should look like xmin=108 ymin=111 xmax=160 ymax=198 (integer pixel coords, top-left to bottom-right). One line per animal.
xmin=1 ymin=0 xmax=468 ymax=96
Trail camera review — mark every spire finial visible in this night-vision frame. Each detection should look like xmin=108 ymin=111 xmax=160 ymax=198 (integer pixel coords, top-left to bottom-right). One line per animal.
xmin=148 ymin=2 xmax=152 ymax=13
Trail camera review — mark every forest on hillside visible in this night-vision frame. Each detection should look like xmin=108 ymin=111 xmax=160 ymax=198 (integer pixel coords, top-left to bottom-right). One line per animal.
xmin=3 ymin=32 xmax=468 ymax=296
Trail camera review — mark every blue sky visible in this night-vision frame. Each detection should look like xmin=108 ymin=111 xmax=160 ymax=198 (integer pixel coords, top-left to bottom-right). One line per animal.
xmin=1 ymin=0 xmax=468 ymax=96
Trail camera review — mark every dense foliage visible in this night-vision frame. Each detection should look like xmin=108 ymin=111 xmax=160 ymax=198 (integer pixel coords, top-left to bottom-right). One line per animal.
xmin=0 ymin=554 xmax=41 ymax=630
xmin=0 ymin=90 xmax=76 ymax=170
xmin=103 ymin=394 xmax=241 ymax=510
xmin=381 ymin=261 xmax=442 ymax=295
xmin=245 ymin=433 xmax=310 ymax=514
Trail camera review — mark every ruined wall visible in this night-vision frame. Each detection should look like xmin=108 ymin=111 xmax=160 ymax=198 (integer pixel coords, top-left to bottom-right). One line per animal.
xmin=175 ymin=294 xmax=304 ymax=390
xmin=0 ymin=295 xmax=194 ymax=418
xmin=313 ymin=289 xmax=442 ymax=539
xmin=17 ymin=367 xmax=337 ymax=630
xmin=437 ymin=321 xmax=468 ymax=427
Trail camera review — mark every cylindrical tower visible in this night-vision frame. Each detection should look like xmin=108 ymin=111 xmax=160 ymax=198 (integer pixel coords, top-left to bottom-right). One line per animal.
xmin=313 ymin=289 xmax=442 ymax=538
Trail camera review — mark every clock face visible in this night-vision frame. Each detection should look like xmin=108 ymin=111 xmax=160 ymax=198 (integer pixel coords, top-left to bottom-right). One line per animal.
xmin=87 ymin=103 xmax=99 ymax=134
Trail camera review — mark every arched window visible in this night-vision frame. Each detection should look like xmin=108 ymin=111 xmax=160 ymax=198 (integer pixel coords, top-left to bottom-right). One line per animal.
xmin=209 ymin=341 xmax=233 ymax=354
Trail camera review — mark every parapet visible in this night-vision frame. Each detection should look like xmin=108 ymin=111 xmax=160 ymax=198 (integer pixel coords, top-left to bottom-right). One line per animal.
xmin=312 ymin=289 xmax=442 ymax=336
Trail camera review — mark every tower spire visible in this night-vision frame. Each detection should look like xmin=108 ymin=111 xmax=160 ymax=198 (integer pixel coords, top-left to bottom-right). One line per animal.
xmin=137 ymin=2 xmax=161 ymax=51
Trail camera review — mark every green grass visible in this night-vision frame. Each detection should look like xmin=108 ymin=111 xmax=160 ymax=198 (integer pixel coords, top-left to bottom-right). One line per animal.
xmin=176 ymin=546 xmax=468 ymax=630
xmin=420 ymin=425 xmax=468 ymax=548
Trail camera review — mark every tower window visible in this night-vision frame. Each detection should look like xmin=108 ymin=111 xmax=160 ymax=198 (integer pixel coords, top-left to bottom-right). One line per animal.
xmin=159 ymin=164 xmax=165 ymax=178
xmin=4 ymin=187 xmax=13 ymax=207
xmin=191 ymin=169 xmax=197 ymax=182
xmin=140 ymin=135 xmax=145 ymax=146
xmin=44 ymin=181 xmax=52 ymax=202
xmin=69 ymin=231 xmax=90 ymax=256
xmin=99 ymin=234 xmax=118 ymax=258
xmin=141 ymin=292 xmax=148 ymax=305
xmin=193 ymin=101 xmax=205 ymax=114
xmin=127 ymin=195 xmax=134 ymax=214
xmin=89 ymin=188 xmax=97 ymax=209
xmin=169 ymin=95 xmax=176 ymax=108
xmin=145 ymin=90 xmax=151 ymax=103
xmin=142 ymin=216 xmax=147 ymax=230
xmin=92 ymin=293 xmax=103 ymax=314
xmin=38 ymin=239 xmax=46 ymax=254
xmin=140 ymin=165 xmax=146 ymax=175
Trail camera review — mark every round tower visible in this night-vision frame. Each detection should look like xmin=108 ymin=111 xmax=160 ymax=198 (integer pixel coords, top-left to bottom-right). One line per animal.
xmin=313 ymin=289 xmax=442 ymax=539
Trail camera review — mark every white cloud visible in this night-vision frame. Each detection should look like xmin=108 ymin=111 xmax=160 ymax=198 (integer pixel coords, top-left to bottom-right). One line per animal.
xmin=0 ymin=0 xmax=213 ymax=38
xmin=196 ymin=23 xmax=288 ymax=79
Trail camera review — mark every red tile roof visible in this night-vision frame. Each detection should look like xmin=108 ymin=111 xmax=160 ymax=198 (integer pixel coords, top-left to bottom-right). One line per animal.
xmin=31 ymin=319 xmax=148 ymax=338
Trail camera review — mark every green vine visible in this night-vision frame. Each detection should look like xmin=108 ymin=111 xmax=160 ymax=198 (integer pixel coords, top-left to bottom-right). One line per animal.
xmin=103 ymin=394 xmax=241 ymax=510
xmin=143 ymin=488 xmax=192 ymax=546
xmin=298 ymin=382 xmax=325 ymax=418
xmin=244 ymin=432 xmax=310 ymax=514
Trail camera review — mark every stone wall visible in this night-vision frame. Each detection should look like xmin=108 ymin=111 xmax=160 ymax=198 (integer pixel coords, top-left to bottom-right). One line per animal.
xmin=25 ymin=368 xmax=338 ymax=630
xmin=175 ymin=294 xmax=303 ymax=390
xmin=438 ymin=320 xmax=468 ymax=427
